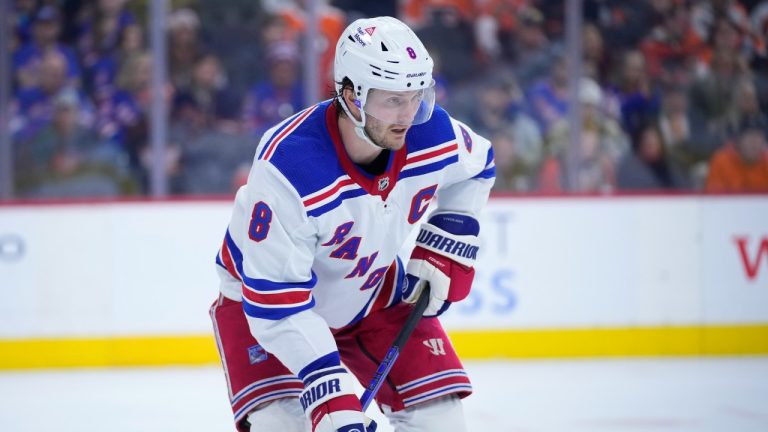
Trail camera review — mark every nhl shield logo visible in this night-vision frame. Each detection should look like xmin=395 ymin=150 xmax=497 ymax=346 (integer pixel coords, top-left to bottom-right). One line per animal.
xmin=377 ymin=177 xmax=390 ymax=191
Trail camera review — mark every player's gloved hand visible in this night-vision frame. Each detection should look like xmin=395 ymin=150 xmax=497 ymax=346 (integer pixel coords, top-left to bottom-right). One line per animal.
xmin=403 ymin=213 xmax=480 ymax=317
xmin=300 ymin=365 xmax=377 ymax=432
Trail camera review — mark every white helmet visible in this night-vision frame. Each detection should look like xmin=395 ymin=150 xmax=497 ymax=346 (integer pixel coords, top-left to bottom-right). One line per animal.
xmin=334 ymin=16 xmax=436 ymax=143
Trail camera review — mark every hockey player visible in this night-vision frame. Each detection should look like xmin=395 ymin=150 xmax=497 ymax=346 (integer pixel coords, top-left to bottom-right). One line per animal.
xmin=211 ymin=16 xmax=495 ymax=432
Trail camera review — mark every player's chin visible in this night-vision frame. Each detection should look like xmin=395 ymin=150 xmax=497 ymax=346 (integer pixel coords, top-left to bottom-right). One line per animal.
xmin=387 ymin=127 xmax=409 ymax=149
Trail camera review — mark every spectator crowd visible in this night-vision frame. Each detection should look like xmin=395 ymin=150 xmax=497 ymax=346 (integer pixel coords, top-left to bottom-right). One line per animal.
xmin=6 ymin=0 xmax=768 ymax=198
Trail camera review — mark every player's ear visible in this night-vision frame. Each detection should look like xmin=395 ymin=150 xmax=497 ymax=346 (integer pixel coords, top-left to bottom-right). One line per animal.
xmin=342 ymin=85 xmax=362 ymax=121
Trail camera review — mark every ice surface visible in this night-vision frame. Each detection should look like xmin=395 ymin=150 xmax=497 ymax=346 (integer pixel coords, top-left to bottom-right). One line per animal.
xmin=1 ymin=358 xmax=767 ymax=431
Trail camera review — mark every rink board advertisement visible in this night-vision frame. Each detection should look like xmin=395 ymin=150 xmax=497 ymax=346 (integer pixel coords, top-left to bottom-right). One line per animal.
xmin=0 ymin=196 xmax=767 ymax=368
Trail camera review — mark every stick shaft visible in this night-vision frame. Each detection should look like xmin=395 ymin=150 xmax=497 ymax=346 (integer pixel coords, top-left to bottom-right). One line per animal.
xmin=360 ymin=284 xmax=431 ymax=411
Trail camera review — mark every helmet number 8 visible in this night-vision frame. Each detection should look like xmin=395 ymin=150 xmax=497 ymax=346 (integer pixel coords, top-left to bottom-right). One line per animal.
xmin=406 ymin=47 xmax=417 ymax=59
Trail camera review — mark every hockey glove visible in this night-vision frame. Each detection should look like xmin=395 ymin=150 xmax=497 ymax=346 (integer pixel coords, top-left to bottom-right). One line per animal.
xmin=403 ymin=213 xmax=480 ymax=317
xmin=300 ymin=364 xmax=377 ymax=432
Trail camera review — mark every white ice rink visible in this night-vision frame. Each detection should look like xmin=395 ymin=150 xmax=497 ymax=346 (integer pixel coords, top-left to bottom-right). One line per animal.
xmin=1 ymin=358 xmax=767 ymax=432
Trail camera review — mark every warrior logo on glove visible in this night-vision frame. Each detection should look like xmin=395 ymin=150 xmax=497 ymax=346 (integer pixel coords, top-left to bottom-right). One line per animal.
xmin=403 ymin=213 xmax=480 ymax=317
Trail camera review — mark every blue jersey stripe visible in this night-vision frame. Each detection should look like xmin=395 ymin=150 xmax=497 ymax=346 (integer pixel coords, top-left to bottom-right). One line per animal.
xmin=225 ymin=230 xmax=318 ymax=291
xmin=231 ymin=376 xmax=302 ymax=405
xmin=388 ymin=256 xmax=406 ymax=308
xmin=404 ymin=384 xmax=473 ymax=405
xmin=399 ymin=155 xmax=459 ymax=180
xmin=243 ymin=300 xmax=315 ymax=320
xmin=398 ymin=370 xmax=468 ymax=392
xmin=299 ymin=352 xmax=342 ymax=381
xmin=472 ymin=166 xmax=496 ymax=180
xmin=306 ymin=188 xmax=367 ymax=217
xmin=484 ymin=146 xmax=494 ymax=166
xmin=257 ymin=108 xmax=310 ymax=160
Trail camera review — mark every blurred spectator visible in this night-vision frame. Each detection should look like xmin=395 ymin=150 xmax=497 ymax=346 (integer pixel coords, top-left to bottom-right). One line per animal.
xmin=242 ymin=41 xmax=304 ymax=137
xmin=13 ymin=5 xmax=81 ymax=89
xmin=112 ymin=51 xmax=165 ymax=188
xmin=617 ymin=121 xmax=689 ymax=190
xmin=689 ymin=47 xmax=750 ymax=140
xmin=582 ymin=22 xmax=612 ymax=85
xmin=640 ymin=3 xmax=708 ymax=80
xmin=12 ymin=0 xmax=38 ymax=45
xmin=539 ymin=78 xmax=627 ymax=192
xmin=490 ymin=127 xmax=539 ymax=192
xmin=81 ymin=13 xmax=144 ymax=97
xmin=473 ymin=0 xmax=538 ymax=63
xmin=538 ymin=128 xmax=616 ymax=193
xmin=400 ymin=0 xmax=475 ymax=30
xmin=705 ymin=115 xmax=768 ymax=191
xmin=169 ymin=94 xmax=254 ymax=195
xmin=729 ymin=78 xmax=763 ymax=130
xmin=593 ymin=0 xmax=663 ymax=51
xmin=263 ymin=0 xmax=345 ymax=97
xmin=699 ymin=16 xmax=753 ymax=74
xmin=657 ymin=85 xmax=716 ymax=188
xmin=507 ymin=6 xmax=560 ymax=89
xmin=753 ymin=1 xmax=768 ymax=51
xmin=177 ymin=54 xmax=241 ymax=132
xmin=14 ymin=89 xmax=135 ymax=198
xmin=459 ymin=71 xmax=542 ymax=175
xmin=12 ymin=50 xmax=93 ymax=143
xmin=416 ymin=5 xmax=477 ymax=84
xmin=332 ymin=0 xmax=397 ymax=22
xmin=691 ymin=0 xmax=762 ymax=59
xmin=77 ymin=0 xmax=136 ymax=78
xmin=191 ymin=0 xmax=266 ymax=97
xmin=614 ymin=50 xmax=661 ymax=135
xmin=462 ymin=74 xmax=516 ymax=137
xmin=525 ymin=54 xmax=569 ymax=134
xmin=98 ymin=52 xmax=150 ymax=146
xmin=168 ymin=8 xmax=206 ymax=91
xmin=752 ymin=2 xmax=768 ymax=112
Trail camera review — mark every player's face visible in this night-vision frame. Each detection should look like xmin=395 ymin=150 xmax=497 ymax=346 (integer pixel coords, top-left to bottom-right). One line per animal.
xmin=363 ymin=114 xmax=410 ymax=150
xmin=361 ymin=87 xmax=435 ymax=150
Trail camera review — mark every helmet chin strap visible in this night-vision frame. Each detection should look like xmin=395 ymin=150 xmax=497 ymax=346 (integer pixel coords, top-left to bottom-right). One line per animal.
xmin=339 ymin=96 xmax=386 ymax=150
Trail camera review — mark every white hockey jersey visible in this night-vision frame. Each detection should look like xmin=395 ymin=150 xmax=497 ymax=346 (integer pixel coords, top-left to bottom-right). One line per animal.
xmin=215 ymin=99 xmax=494 ymax=374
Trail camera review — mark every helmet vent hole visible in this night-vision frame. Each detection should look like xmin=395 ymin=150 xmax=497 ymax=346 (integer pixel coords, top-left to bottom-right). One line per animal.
xmin=407 ymin=83 xmax=412 ymax=87
xmin=420 ymin=81 xmax=425 ymax=85
xmin=381 ymin=42 xmax=389 ymax=52
xmin=372 ymin=71 xmax=382 ymax=77
xmin=347 ymin=35 xmax=355 ymax=42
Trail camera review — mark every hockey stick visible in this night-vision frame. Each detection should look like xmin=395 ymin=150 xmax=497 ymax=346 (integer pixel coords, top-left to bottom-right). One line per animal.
xmin=360 ymin=283 xmax=431 ymax=411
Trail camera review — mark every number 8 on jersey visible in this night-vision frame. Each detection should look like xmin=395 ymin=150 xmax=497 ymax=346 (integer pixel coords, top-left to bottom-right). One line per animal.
xmin=248 ymin=201 xmax=272 ymax=242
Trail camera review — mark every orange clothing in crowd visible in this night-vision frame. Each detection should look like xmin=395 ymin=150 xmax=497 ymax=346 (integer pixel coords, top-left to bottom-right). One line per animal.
xmin=705 ymin=144 xmax=768 ymax=192
xmin=401 ymin=0 xmax=476 ymax=26
xmin=640 ymin=28 xmax=708 ymax=78
xmin=279 ymin=6 xmax=346 ymax=95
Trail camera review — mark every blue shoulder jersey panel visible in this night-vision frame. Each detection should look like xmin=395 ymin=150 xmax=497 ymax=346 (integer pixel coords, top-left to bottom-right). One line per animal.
xmin=404 ymin=105 xmax=456 ymax=153
xmin=400 ymin=105 xmax=460 ymax=180
xmin=257 ymin=101 xmax=357 ymax=208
